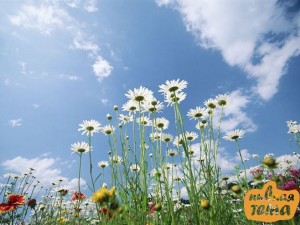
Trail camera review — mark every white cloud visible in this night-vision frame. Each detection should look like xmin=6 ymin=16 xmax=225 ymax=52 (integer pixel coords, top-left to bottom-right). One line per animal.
xmin=32 ymin=104 xmax=40 ymax=109
xmin=65 ymin=0 xmax=80 ymax=8
xmin=9 ymin=5 xmax=68 ymax=35
xmin=101 ymin=98 xmax=109 ymax=105
xmin=157 ymin=0 xmax=300 ymax=100
xmin=220 ymin=90 xmax=257 ymax=132
xmin=93 ymin=57 xmax=113 ymax=80
xmin=84 ymin=0 xmax=98 ymax=12
xmin=59 ymin=74 xmax=80 ymax=81
xmin=9 ymin=119 xmax=23 ymax=127
xmin=71 ymin=32 xmax=99 ymax=56
xmin=9 ymin=2 xmax=112 ymax=80
xmin=2 ymin=156 xmax=87 ymax=190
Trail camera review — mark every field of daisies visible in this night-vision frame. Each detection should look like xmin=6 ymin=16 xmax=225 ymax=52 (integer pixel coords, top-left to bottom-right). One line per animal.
xmin=1 ymin=79 xmax=300 ymax=225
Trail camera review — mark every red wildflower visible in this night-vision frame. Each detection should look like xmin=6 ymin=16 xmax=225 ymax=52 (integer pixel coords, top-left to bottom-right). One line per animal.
xmin=27 ymin=199 xmax=37 ymax=209
xmin=71 ymin=191 xmax=86 ymax=201
xmin=0 ymin=194 xmax=26 ymax=214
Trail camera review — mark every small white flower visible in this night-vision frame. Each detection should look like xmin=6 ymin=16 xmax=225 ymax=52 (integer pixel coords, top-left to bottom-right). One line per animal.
xmin=98 ymin=161 xmax=109 ymax=168
xmin=161 ymin=133 xmax=173 ymax=142
xmin=71 ymin=142 xmax=90 ymax=154
xmin=125 ymin=86 xmax=153 ymax=103
xmin=223 ymin=129 xmax=245 ymax=141
xmin=136 ymin=116 xmax=152 ymax=126
xmin=119 ymin=114 xmax=133 ymax=124
xmin=142 ymin=99 xmax=164 ymax=113
xmin=78 ymin=120 xmax=101 ymax=136
xmin=185 ymin=131 xmax=198 ymax=141
xmin=204 ymin=98 xmax=217 ymax=109
xmin=129 ymin=164 xmax=140 ymax=172
xmin=166 ymin=149 xmax=177 ymax=157
xmin=149 ymin=132 xmax=161 ymax=141
xmin=164 ymin=92 xmax=186 ymax=106
xmin=216 ymin=94 xmax=230 ymax=107
xmin=101 ymin=125 xmax=115 ymax=135
xmin=110 ymin=155 xmax=122 ymax=164
xmin=159 ymin=79 xmax=188 ymax=94
xmin=122 ymin=100 xmax=139 ymax=113
xmin=187 ymin=107 xmax=208 ymax=120
xmin=153 ymin=117 xmax=169 ymax=130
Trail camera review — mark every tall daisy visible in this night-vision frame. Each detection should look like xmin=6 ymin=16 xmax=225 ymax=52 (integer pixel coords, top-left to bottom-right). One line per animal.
xmin=161 ymin=133 xmax=173 ymax=143
xmin=142 ymin=100 xmax=164 ymax=113
xmin=204 ymin=98 xmax=217 ymax=109
xmin=98 ymin=161 xmax=109 ymax=168
xmin=223 ymin=129 xmax=245 ymax=141
xmin=164 ymin=92 xmax=187 ymax=106
xmin=101 ymin=125 xmax=115 ymax=135
xmin=122 ymin=100 xmax=139 ymax=113
xmin=125 ymin=86 xmax=153 ymax=103
xmin=153 ymin=117 xmax=169 ymax=130
xmin=149 ymin=132 xmax=161 ymax=141
xmin=136 ymin=116 xmax=152 ymax=126
xmin=129 ymin=164 xmax=141 ymax=172
xmin=187 ymin=107 xmax=208 ymax=120
xmin=185 ymin=131 xmax=198 ymax=141
xmin=216 ymin=94 xmax=230 ymax=107
xmin=119 ymin=114 xmax=133 ymax=124
xmin=71 ymin=142 xmax=90 ymax=154
xmin=159 ymin=79 xmax=188 ymax=95
xmin=78 ymin=120 xmax=101 ymax=136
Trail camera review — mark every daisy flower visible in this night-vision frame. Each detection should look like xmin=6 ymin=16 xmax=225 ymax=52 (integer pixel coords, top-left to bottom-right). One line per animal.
xmin=216 ymin=94 xmax=230 ymax=107
xmin=71 ymin=142 xmax=90 ymax=154
xmin=185 ymin=131 xmax=198 ymax=141
xmin=125 ymin=86 xmax=153 ymax=103
xmin=166 ymin=149 xmax=177 ymax=157
xmin=122 ymin=100 xmax=139 ymax=113
xmin=54 ymin=186 xmax=70 ymax=196
xmin=129 ymin=164 xmax=140 ymax=172
xmin=164 ymin=92 xmax=187 ymax=106
xmin=159 ymin=79 xmax=188 ymax=94
xmin=78 ymin=120 xmax=101 ymax=136
xmin=119 ymin=114 xmax=133 ymax=124
xmin=187 ymin=107 xmax=208 ymax=120
xmin=161 ymin=133 xmax=173 ymax=143
xmin=204 ymin=98 xmax=217 ymax=109
xmin=173 ymin=135 xmax=184 ymax=147
xmin=142 ymin=99 xmax=164 ymax=113
xmin=136 ymin=116 xmax=152 ymax=126
xmin=223 ymin=129 xmax=245 ymax=141
xmin=101 ymin=125 xmax=115 ymax=135
xmin=149 ymin=132 xmax=161 ymax=141
xmin=195 ymin=121 xmax=207 ymax=130
xmin=150 ymin=168 xmax=162 ymax=177
xmin=153 ymin=117 xmax=169 ymax=130
xmin=98 ymin=161 xmax=109 ymax=168
xmin=110 ymin=155 xmax=122 ymax=165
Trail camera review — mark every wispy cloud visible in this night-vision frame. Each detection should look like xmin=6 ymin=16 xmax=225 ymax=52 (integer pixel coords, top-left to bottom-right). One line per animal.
xmin=156 ymin=0 xmax=300 ymax=100
xmin=9 ymin=119 xmax=23 ymax=127
xmin=220 ymin=90 xmax=257 ymax=132
xmin=32 ymin=104 xmax=40 ymax=109
xmin=2 ymin=156 xmax=87 ymax=190
xmin=9 ymin=1 xmax=112 ymax=80
xmin=84 ymin=0 xmax=98 ymax=12
xmin=9 ymin=4 xmax=68 ymax=35
xmin=59 ymin=74 xmax=80 ymax=81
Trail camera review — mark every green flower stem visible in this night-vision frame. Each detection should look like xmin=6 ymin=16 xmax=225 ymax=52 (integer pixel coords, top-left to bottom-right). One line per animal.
xmin=235 ymin=140 xmax=249 ymax=189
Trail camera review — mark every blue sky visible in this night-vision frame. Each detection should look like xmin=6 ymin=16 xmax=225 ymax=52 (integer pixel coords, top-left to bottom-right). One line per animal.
xmin=1 ymin=0 xmax=300 ymax=190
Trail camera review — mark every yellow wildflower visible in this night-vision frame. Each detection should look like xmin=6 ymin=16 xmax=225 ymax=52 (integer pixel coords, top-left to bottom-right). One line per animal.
xmin=91 ymin=186 xmax=116 ymax=203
